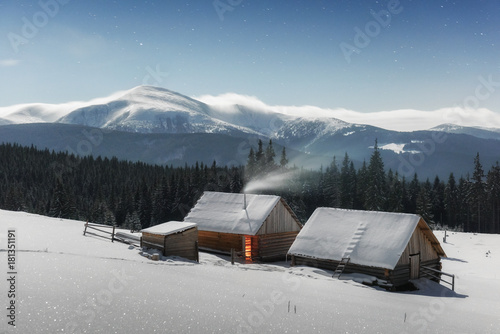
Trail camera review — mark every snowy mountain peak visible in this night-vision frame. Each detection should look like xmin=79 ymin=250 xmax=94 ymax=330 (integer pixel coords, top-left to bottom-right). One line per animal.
xmin=430 ymin=123 xmax=500 ymax=140
xmin=56 ymin=86 xmax=221 ymax=133
xmin=3 ymin=85 xmax=500 ymax=147
xmin=119 ymin=86 xmax=210 ymax=114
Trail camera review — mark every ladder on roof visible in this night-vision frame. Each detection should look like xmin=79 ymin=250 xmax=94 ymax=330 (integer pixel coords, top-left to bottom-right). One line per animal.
xmin=332 ymin=222 xmax=367 ymax=279
xmin=332 ymin=257 xmax=350 ymax=278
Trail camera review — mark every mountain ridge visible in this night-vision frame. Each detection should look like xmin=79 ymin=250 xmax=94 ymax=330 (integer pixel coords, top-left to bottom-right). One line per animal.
xmin=1 ymin=86 xmax=500 ymax=179
xmin=2 ymin=85 xmax=500 ymax=137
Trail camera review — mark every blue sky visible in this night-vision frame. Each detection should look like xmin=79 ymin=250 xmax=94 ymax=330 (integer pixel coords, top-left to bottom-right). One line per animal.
xmin=0 ymin=0 xmax=499 ymax=113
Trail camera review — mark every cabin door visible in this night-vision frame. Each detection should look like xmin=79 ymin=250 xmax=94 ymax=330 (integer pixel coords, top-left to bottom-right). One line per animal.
xmin=409 ymin=253 xmax=420 ymax=279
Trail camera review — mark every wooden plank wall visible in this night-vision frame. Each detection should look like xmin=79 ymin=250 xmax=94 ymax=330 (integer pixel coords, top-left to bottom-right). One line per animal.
xmin=291 ymin=256 xmax=389 ymax=279
xmin=198 ymin=231 xmax=243 ymax=253
xmin=198 ymin=231 xmax=299 ymax=261
xmin=142 ymin=228 xmax=199 ymax=261
xmin=142 ymin=233 xmax=165 ymax=250
xmin=257 ymin=200 xmax=302 ymax=235
xmin=258 ymin=231 xmax=299 ymax=261
xmin=164 ymin=227 xmax=198 ymax=261
xmin=397 ymin=225 xmax=441 ymax=266
xmin=390 ymin=264 xmax=411 ymax=287
xmin=292 ymin=256 xmax=418 ymax=288
xmin=387 ymin=258 xmax=442 ymax=286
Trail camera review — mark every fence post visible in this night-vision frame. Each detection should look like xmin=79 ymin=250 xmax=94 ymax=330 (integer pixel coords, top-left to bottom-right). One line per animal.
xmin=112 ymin=225 xmax=116 ymax=242
xmin=231 ymin=248 xmax=235 ymax=265
xmin=83 ymin=221 xmax=88 ymax=236
xmin=195 ymin=241 xmax=199 ymax=263
xmin=452 ymin=274 xmax=455 ymax=291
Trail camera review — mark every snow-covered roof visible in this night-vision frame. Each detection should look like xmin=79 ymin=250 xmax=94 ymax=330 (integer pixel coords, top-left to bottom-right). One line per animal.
xmin=184 ymin=192 xmax=281 ymax=235
xmin=141 ymin=221 xmax=197 ymax=236
xmin=288 ymin=208 xmax=437 ymax=270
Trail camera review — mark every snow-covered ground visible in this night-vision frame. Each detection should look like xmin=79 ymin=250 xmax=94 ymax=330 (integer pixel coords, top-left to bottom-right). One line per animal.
xmin=0 ymin=210 xmax=499 ymax=333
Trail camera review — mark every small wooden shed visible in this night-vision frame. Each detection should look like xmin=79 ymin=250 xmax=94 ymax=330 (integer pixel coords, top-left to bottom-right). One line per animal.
xmin=288 ymin=208 xmax=446 ymax=288
xmin=184 ymin=191 xmax=302 ymax=261
xmin=141 ymin=221 xmax=199 ymax=262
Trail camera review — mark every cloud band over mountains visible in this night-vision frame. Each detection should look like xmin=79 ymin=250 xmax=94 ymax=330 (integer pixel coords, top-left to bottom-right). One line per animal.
xmin=196 ymin=92 xmax=500 ymax=132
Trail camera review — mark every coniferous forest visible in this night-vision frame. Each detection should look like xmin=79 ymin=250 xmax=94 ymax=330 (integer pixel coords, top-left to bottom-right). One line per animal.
xmin=1 ymin=140 xmax=499 ymax=233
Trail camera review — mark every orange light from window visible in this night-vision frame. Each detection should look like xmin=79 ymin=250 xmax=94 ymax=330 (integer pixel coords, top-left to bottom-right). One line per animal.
xmin=245 ymin=236 xmax=252 ymax=260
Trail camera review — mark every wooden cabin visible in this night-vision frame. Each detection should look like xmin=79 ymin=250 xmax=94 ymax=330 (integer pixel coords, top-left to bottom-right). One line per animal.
xmin=288 ymin=208 xmax=446 ymax=289
xmin=141 ymin=221 xmax=199 ymax=262
xmin=184 ymin=191 xmax=302 ymax=262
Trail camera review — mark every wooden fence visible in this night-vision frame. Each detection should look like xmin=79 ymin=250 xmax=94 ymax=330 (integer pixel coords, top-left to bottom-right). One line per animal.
xmin=114 ymin=232 xmax=141 ymax=247
xmin=83 ymin=222 xmax=116 ymax=242
xmin=421 ymin=265 xmax=455 ymax=291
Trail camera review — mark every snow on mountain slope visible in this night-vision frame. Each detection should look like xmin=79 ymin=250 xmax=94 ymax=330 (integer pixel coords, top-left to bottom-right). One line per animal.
xmin=0 ymin=103 xmax=79 ymax=124
xmin=197 ymin=93 xmax=500 ymax=132
xmin=431 ymin=123 xmax=500 ymax=140
xmin=1 ymin=209 xmax=499 ymax=333
xmin=57 ymin=86 xmax=259 ymax=135
xmin=0 ymin=90 xmax=128 ymax=124
xmin=206 ymin=104 xmax=292 ymax=137
xmin=0 ymin=86 xmax=361 ymax=138
xmin=2 ymin=87 xmax=500 ymax=137
xmin=275 ymin=117 xmax=352 ymax=141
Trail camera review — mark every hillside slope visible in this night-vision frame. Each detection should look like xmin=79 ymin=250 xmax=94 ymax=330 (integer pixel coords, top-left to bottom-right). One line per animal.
xmin=0 ymin=210 xmax=498 ymax=333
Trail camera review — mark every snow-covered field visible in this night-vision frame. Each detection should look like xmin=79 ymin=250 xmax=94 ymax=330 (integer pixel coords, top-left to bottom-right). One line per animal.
xmin=0 ymin=210 xmax=499 ymax=333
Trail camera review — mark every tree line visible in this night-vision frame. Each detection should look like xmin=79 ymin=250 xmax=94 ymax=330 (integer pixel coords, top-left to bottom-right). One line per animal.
xmin=0 ymin=141 xmax=499 ymax=233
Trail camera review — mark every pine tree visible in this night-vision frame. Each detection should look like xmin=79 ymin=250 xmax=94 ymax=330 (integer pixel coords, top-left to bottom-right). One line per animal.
xmin=280 ymin=147 xmax=288 ymax=169
xmin=417 ymin=179 xmax=434 ymax=224
xmin=470 ymin=153 xmax=485 ymax=232
xmin=355 ymin=160 xmax=368 ymax=210
xmin=457 ymin=176 xmax=471 ymax=231
xmin=340 ymin=153 xmax=356 ymax=209
xmin=115 ymin=186 xmax=133 ymax=226
xmin=246 ymin=147 xmax=256 ymax=181
xmin=255 ymin=139 xmax=265 ymax=174
xmin=4 ymin=186 xmax=25 ymax=212
xmin=138 ymin=180 xmax=152 ymax=228
xmin=265 ymin=140 xmax=276 ymax=172
xmin=124 ymin=211 xmax=141 ymax=231
xmin=444 ymin=173 xmax=459 ymax=229
xmin=151 ymin=177 xmax=170 ymax=225
xmin=486 ymin=162 xmax=500 ymax=233
xmin=387 ymin=170 xmax=404 ymax=212
xmin=407 ymin=173 xmax=420 ymax=213
xmin=324 ymin=156 xmax=340 ymax=207
xmin=90 ymin=201 xmax=107 ymax=224
xmin=365 ymin=139 xmax=386 ymax=211
xmin=229 ymin=167 xmax=243 ymax=193
xmin=401 ymin=176 xmax=410 ymax=213
xmin=49 ymin=180 xmax=75 ymax=219
xmin=431 ymin=176 xmax=446 ymax=227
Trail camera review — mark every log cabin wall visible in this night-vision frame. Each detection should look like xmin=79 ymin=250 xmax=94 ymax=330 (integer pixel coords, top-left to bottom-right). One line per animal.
xmin=256 ymin=200 xmax=302 ymax=235
xmin=198 ymin=230 xmax=243 ymax=254
xmin=291 ymin=256 xmax=388 ymax=279
xmin=142 ymin=232 xmax=165 ymax=250
xmin=194 ymin=197 xmax=302 ymax=261
xmin=141 ymin=227 xmax=199 ymax=261
xmin=397 ymin=221 xmax=441 ymax=266
xmin=257 ymin=231 xmax=299 ymax=261
xmin=292 ymin=255 xmax=417 ymax=288
xmin=163 ymin=227 xmax=198 ymax=261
